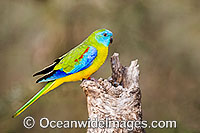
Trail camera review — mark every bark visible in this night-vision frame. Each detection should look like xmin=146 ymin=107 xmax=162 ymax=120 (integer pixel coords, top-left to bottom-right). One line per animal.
xmin=80 ymin=53 xmax=144 ymax=133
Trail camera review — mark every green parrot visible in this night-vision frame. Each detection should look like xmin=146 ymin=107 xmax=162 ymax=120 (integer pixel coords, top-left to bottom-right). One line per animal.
xmin=12 ymin=28 xmax=113 ymax=118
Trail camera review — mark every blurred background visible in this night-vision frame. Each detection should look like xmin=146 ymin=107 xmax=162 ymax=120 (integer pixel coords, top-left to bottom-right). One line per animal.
xmin=0 ymin=0 xmax=200 ymax=132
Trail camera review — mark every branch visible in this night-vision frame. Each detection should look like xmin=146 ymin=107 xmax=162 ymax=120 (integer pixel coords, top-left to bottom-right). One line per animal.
xmin=80 ymin=53 xmax=144 ymax=133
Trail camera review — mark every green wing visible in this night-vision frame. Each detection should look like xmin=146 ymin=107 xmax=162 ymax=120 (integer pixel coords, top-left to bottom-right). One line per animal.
xmin=35 ymin=43 xmax=98 ymax=83
xmin=54 ymin=44 xmax=90 ymax=73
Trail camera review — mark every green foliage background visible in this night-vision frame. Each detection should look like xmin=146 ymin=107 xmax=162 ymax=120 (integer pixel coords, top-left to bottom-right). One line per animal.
xmin=0 ymin=0 xmax=199 ymax=132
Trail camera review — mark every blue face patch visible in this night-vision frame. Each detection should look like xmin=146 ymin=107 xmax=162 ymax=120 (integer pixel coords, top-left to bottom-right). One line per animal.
xmin=95 ymin=29 xmax=113 ymax=47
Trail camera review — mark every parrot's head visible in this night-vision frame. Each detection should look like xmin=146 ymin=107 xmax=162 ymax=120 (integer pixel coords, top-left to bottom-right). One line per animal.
xmin=92 ymin=29 xmax=113 ymax=47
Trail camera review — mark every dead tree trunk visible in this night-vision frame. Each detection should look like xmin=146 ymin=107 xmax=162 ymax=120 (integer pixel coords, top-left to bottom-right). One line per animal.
xmin=80 ymin=53 xmax=144 ymax=133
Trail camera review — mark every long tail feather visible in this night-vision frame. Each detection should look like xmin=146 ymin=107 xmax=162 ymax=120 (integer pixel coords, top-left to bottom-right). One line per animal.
xmin=12 ymin=81 xmax=56 ymax=118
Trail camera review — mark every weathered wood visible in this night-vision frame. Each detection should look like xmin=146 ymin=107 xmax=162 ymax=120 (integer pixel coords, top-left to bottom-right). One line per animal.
xmin=80 ymin=53 xmax=144 ymax=133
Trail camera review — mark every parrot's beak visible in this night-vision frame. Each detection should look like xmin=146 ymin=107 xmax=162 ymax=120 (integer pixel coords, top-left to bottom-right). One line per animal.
xmin=110 ymin=37 xmax=113 ymax=44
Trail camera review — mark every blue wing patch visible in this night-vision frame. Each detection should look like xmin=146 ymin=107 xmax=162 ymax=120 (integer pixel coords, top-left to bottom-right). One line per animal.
xmin=36 ymin=46 xmax=97 ymax=83
xmin=69 ymin=46 xmax=97 ymax=73
xmin=36 ymin=70 xmax=69 ymax=83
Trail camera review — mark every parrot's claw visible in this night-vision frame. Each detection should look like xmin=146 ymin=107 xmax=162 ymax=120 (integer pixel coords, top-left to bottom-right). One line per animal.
xmin=82 ymin=77 xmax=96 ymax=82
xmin=88 ymin=77 xmax=96 ymax=81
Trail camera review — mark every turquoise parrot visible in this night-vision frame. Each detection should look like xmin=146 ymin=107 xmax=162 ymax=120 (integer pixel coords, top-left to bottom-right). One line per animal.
xmin=12 ymin=29 xmax=113 ymax=118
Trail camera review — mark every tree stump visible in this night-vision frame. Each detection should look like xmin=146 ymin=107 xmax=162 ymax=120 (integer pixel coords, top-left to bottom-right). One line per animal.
xmin=80 ymin=53 xmax=144 ymax=133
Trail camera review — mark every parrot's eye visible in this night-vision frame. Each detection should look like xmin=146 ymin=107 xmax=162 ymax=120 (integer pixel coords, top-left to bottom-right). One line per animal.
xmin=103 ymin=33 xmax=107 ymax=37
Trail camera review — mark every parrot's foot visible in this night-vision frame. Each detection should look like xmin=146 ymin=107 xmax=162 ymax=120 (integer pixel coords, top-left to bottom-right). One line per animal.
xmin=82 ymin=77 xmax=96 ymax=82
xmin=88 ymin=77 xmax=96 ymax=81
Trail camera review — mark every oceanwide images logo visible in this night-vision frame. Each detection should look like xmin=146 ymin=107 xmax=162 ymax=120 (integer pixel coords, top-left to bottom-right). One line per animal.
xmin=39 ymin=117 xmax=147 ymax=130
xmin=23 ymin=116 xmax=177 ymax=129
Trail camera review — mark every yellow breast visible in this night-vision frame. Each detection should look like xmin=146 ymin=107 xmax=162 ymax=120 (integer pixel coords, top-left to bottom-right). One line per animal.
xmin=56 ymin=46 xmax=108 ymax=83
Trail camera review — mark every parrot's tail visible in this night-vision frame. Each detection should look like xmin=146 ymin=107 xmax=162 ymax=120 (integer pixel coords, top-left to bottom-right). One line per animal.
xmin=12 ymin=81 xmax=56 ymax=118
